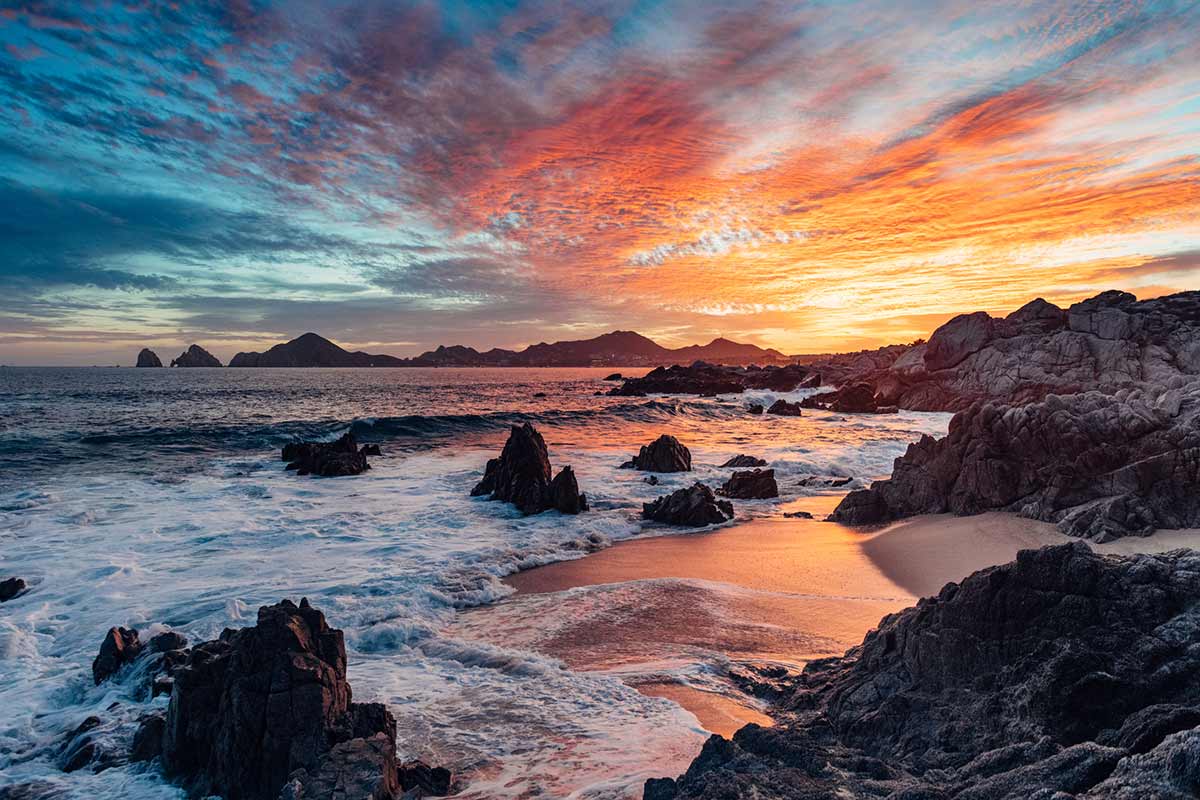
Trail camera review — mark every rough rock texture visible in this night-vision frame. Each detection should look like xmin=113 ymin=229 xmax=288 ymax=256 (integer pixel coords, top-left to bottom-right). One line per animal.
xmin=282 ymin=433 xmax=371 ymax=477
xmin=160 ymin=598 xmax=403 ymax=800
xmin=720 ymin=455 xmax=768 ymax=468
xmin=471 ymin=422 xmax=588 ymax=514
xmin=610 ymin=362 xmax=817 ymax=396
xmin=767 ymin=399 xmax=802 ymax=416
xmin=131 ymin=713 xmax=166 ymax=763
xmin=170 ymin=344 xmax=222 ymax=368
xmin=398 ymin=761 xmax=453 ymax=796
xmin=93 ymin=626 xmax=142 ymax=684
xmin=719 ymin=469 xmax=779 ymax=499
xmin=815 ymin=290 xmax=1200 ymax=412
xmin=647 ymin=543 xmax=1200 ymax=799
xmin=643 ymin=483 xmax=734 ymax=527
xmin=59 ymin=715 xmax=120 ymax=773
xmin=0 ymin=576 xmax=26 ymax=601
xmin=746 ymin=403 xmax=765 ymax=415
xmin=621 ymin=435 xmax=692 ymax=472
xmin=832 ymin=383 xmax=1200 ymax=540
xmin=136 ymin=348 xmax=163 ymax=367
xmin=801 ymin=383 xmax=897 ymax=414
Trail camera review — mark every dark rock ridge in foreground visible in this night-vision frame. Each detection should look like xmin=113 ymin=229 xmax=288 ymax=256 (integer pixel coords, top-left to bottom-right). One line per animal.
xmin=621 ymin=434 xmax=692 ymax=472
xmin=812 ymin=290 xmax=1200 ymax=412
xmin=158 ymin=598 xmax=409 ymax=800
xmin=136 ymin=348 xmax=162 ymax=367
xmin=170 ymin=344 xmax=222 ymax=367
xmin=643 ymin=483 xmax=734 ymax=527
xmin=719 ymin=468 xmax=779 ymax=499
xmin=832 ymin=383 xmax=1200 ymax=540
xmin=610 ymin=362 xmax=817 ymax=396
xmin=282 ymin=433 xmax=372 ymax=477
xmin=647 ymin=543 xmax=1200 ymax=799
xmin=472 ymin=422 xmax=588 ymax=514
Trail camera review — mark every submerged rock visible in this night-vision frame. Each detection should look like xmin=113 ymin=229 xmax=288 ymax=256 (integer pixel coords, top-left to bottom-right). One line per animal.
xmin=746 ymin=403 xmax=764 ymax=415
xmin=471 ymin=422 xmax=588 ymax=515
xmin=766 ymin=399 xmax=802 ymax=416
xmin=160 ymin=598 xmax=410 ymax=800
xmin=59 ymin=716 xmax=119 ymax=773
xmin=135 ymin=348 xmax=163 ymax=368
xmin=831 ymin=384 xmax=1200 ymax=540
xmin=282 ymin=433 xmax=370 ymax=477
xmin=92 ymin=626 xmax=142 ymax=685
xmin=169 ymin=344 xmax=222 ymax=368
xmin=643 ymin=483 xmax=734 ymax=527
xmin=720 ymin=455 xmax=767 ymax=468
xmin=609 ymin=362 xmax=817 ymax=397
xmin=719 ymin=469 xmax=779 ymax=499
xmin=604 ymin=373 xmax=623 ymax=381
xmin=0 ymin=576 xmax=26 ymax=601
xmin=647 ymin=543 xmax=1200 ymax=799
xmin=621 ymin=435 xmax=692 ymax=472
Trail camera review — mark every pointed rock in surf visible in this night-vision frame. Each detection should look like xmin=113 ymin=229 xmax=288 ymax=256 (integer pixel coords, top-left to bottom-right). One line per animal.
xmin=472 ymin=422 xmax=588 ymax=515
xmin=136 ymin=348 xmax=163 ymax=367
xmin=92 ymin=626 xmax=142 ymax=685
xmin=282 ymin=433 xmax=370 ymax=476
xmin=170 ymin=344 xmax=222 ymax=367
xmin=719 ymin=468 xmax=779 ymax=499
xmin=621 ymin=434 xmax=692 ymax=472
xmin=643 ymin=483 xmax=733 ymax=527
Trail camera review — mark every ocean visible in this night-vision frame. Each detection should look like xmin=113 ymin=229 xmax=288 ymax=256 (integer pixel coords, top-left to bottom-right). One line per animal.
xmin=0 ymin=367 xmax=951 ymax=798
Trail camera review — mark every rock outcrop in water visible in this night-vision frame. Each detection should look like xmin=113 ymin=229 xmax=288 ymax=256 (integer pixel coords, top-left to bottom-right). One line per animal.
xmin=621 ymin=435 xmax=692 ymax=472
xmin=719 ymin=469 xmax=779 ymax=499
xmin=800 ymin=382 xmax=897 ymax=414
xmin=159 ymin=598 xmax=408 ymax=800
xmin=720 ymin=455 xmax=767 ymax=468
xmin=831 ymin=382 xmax=1200 ymax=541
xmin=766 ymin=399 xmax=802 ymax=416
xmin=136 ymin=348 xmax=162 ymax=368
xmin=170 ymin=344 xmax=222 ymax=368
xmin=609 ymin=363 xmax=817 ymax=396
xmin=472 ymin=422 xmax=588 ymax=514
xmin=643 ymin=483 xmax=734 ymax=527
xmin=92 ymin=626 xmax=142 ymax=685
xmin=0 ymin=576 xmax=25 ymax=601
xmin=810 ymin=290 xmax=1200 ymax=412
xmin=282 ymin=433 xmax=371 ymax=477
xmin=646 ymin=542 xmax=1200 ymax=799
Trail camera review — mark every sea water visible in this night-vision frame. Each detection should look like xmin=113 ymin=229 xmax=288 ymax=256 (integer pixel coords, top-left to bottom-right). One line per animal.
xmin=0 ymin=367 xmax=950 ymax=798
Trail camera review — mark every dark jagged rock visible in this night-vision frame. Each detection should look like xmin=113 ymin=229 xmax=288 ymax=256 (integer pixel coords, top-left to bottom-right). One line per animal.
xmin=399 ymin=760 xmax=453 ymax=796
xmin=621 ymin=435 xmax=692 ymax=472
xmin=93 ymin=626 xmax=142 ymax=685
xmin=160 ymin=598 xmax=402 ymax=800
xmin=136 ymin=348 xmax=163 ymax=367
xmin=471 ymin=423 xmax=587 ymax=515
xmin=720 ymin=455 xmax=767 ymax=468
xmin=798 ymin=475 xmax=852 ymax=488
xmin=831 ymin=384 xmax=1200 ymax=540
xmin=149 ymin=631 xmax=188 ymax=653
xmin=645 ymin=475 xmax=659 ymax=486
xmin=766 ymin=399 xmax=802 ymax=416
xmin=746 ymin=403 xmax=764 ymax=415
xmin=604 ymin=373 xmax=623 ymax=381
xmin=360 ymin=444 xmax=382 ymax=457
xmin=610 ymin=362 xmax=817 ymax=397
xmin=647 ymin=543 xmax=1200 ymax=799
xmin=799 ymin=383 xmax=897 ymax=413
xmin=131 ymin=713 xmax=166 ymax=763
xmin=782 ymin=511 xmax=813 ymax=519
xmin=719 ymin=469 xmax=778 ymax=499
xmin=0 ymin=576 xmax=26 ymax=601
xmin=282 ymin=433 xmax=370 ymax=477
xmin=169 ymin=344 xmax=222 ymax=368
xmin=643 ymin=483 xmax=734 ymax=527
xmin=59 ymin=716 xmax=119 ymax=773
xmin=812 ymin=290 xmax=1200 ymax=412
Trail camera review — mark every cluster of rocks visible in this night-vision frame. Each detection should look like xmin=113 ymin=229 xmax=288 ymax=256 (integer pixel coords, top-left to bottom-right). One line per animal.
xmin=643 ymin=483 xmax=734 ymax=527
xmin=799 ymin=382 xmax=897 ymax=414
xmin=472 ymin=422 xmax=588 ymax=514
xmin=766 ymin=399 xmax=802 ymax=416
xmin=169 ymin=344 xmax=223 ymax=368
xmin=832 ymin=382 xmax=1200 ymax=540
xmin=621 ymin=435 xmax=693 ymax=472
xmin=646 ymin=542 xmax=1200 ymax=799
xmin=609 ymin=363 xmax=819 ymax=396
xmin=282 ymin=433 xmax=376 ymax=477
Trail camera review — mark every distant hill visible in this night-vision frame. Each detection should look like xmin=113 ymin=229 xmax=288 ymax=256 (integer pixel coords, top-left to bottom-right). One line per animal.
xmin=229 ymin=331 xmax=792 ymax=368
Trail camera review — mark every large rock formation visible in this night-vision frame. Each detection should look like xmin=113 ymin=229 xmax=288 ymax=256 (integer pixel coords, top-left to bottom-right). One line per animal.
xmin=230 ymin=333 xmax=408 ymax=368
xmin=643 ymin=483 xmax=734 ymax=527
xmin=812 ymin=290 xmax=1200 ymax=412
xmin=160 ymin=598 xmax=403 ymax=800
xmin=647 ymin=543 xmax=1200 ymax=799
xmin=719 ymin=469 xmax=779 ymax=499
xmin=621 ymin=435 xmax=692 ymax=472
xmin=831 ymin=382 xmax=1200 ymax=541
xmin=136 ymin=348 xmax=163 ymax=367
xmin=471 ymin=422 xmax=588 ymax=514
xmin=170 ymin=344 xmax=222 ymax=368
xmin=609 ymin=363 xmax=817 ymax=396
xmin=92 ymin=626 xmax=142 ymax=685
xmin=282 ymin=433 xmax=372 ymax=477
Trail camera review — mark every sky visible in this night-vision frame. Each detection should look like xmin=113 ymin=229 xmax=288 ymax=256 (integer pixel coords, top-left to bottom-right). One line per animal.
xmin=1 ymin=1 xmax=1198 ymax=365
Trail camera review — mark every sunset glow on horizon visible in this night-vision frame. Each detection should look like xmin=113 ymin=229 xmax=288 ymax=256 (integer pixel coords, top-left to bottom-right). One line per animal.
xmin=1 ymin=1 xmax=1197 ymax=364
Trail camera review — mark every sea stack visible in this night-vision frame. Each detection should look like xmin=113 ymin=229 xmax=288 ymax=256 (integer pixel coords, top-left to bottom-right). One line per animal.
xmin=170 ymin=344 xmax=222 ymax=367
xmin=471 ymin=422 xmax=588 ymax=515
xmin=135 ymin=348 xmax=162 ymax=367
